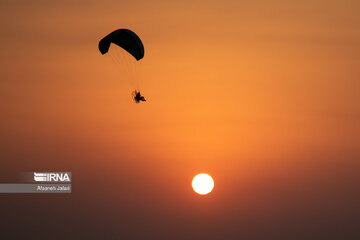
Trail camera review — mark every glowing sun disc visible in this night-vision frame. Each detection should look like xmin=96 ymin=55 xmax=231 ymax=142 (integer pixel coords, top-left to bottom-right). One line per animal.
xmin=192 ymin=173 xmax=214 ymax=195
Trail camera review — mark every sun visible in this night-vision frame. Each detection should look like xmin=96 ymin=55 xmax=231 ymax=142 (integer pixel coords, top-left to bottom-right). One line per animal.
xmin=192 ymin=173 xmax=214 ymax=195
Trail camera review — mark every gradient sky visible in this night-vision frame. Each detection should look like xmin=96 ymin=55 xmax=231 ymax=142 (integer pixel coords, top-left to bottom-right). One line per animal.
xmin=0 ymin=0 xmax=359 ymax=239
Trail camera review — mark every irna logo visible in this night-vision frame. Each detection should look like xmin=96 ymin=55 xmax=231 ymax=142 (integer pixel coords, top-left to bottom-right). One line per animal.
xmin=34 ymin=172 xmax=71 ymax=182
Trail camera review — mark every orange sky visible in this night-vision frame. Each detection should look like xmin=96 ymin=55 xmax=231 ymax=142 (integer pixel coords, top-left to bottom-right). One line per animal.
xmin=0 ymin=0 xmax=359 ymax=239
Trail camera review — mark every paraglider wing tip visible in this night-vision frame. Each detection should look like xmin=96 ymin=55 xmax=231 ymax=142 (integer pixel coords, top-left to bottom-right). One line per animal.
xmin=98 ymin=38 xmax=110 ymax=55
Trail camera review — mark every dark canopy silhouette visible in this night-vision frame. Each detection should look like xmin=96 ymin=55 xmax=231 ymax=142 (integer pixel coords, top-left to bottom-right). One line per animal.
xmin=98 ymin=29 xmax=144 ymax=60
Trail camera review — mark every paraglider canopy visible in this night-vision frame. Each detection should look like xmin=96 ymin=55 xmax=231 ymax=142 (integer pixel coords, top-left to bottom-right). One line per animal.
xmin=98 ymin=29 xmax=144 ymax=61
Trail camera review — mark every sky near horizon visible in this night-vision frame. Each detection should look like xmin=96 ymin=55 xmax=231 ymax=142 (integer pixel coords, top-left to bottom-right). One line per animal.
xmin=0 ymin=0 xmax=359 ymax=239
